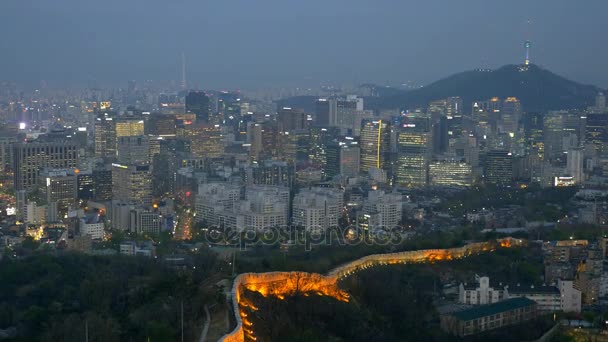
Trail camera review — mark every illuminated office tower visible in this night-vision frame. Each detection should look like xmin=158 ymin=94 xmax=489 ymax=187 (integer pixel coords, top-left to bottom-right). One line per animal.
xmin=428 ymin=160 xmax=473 ymax=187
xmin=39 ymin=168 xmax=78 ymax=212
xmin=585 ymin=113 xmax=608 ymax=154
xmin=186 ymin=123 xmax=224 ymax=158
xmin=112 ymin=163 xmax=152 ymax=206
xmin=93 ymin=165 xmax=113 ymax=202
xmin=115 ymin=117 xmax=145 ymax=138
xmin=13 ymin=142 xmax=78 ymax=191
xmin=483 ymin=150 xmax=513 ymax=185
xmin=147 ymin=113 xmax=176 ymax=136
xmin=500 ymin=97 xmax=522 ymax=134
xmin=325 ymin=139 xmax=360 ymax=178
xmin=77 ymin=170 xmax=95 ymax=200
xmin=522 ymin=112 xmax=545 ymax=159
xmin=94 ymin=113 xmax=116 ymax=159
xmin=544 ymin=111 xmax=585 ymax=160
xmin=117 ymin=135 xmax=150 ymax=165
xmin=395 ymin=128 xmax=431 ymax=187
xmin=428 ymin=97 xmax=462 ymax=117
xmin=309 ymin=126 xmax=341 ymax=170
xmin=279 ymin=130 xmax=310 ymax=164
xmin=185 ymin=91 xmax=211 ymax=122
xmin=360 ymin=119 xmax=391 ymax=173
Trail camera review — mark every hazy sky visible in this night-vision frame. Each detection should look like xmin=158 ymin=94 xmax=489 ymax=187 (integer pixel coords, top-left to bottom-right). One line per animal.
xmin=1 ymin=0 xmax=607 ymax=89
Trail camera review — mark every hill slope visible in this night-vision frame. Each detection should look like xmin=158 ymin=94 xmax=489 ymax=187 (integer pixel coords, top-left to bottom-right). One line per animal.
xmin=371 ymin=64 xmax=603 ymax=112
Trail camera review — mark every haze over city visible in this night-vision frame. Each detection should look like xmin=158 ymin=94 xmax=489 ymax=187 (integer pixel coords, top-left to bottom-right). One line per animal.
xmin=1 ymin=0 xmax=608 ymax=88
xmin=1 ymin=1 xmax=608 ymax=341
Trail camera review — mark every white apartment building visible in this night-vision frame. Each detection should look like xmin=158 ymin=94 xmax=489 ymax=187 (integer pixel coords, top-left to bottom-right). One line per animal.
xmin=292 ymin=188 xmax=344 ymax=232
xmin=459 ymin=276 xmax=581 ymax=313
xmin=363 ymin=190 xmax=404 ymax=230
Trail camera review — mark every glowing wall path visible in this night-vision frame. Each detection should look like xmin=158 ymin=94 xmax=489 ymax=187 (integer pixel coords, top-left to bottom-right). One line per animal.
xmin=219 ymin=237 xmax=523 ymax=342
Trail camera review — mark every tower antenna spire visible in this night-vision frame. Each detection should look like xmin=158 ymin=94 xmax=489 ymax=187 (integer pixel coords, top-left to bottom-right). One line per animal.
xmin=181 ymin=52 xmax=187 ymax=90
xmin=524 ymin=19 xmax=532 ymax=66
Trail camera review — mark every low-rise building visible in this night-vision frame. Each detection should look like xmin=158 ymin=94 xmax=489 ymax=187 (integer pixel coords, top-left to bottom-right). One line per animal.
xmin=441 ymin=297 xmax=538 ymax=337
xmin=79 ymin=215 xmax=104 ymax=240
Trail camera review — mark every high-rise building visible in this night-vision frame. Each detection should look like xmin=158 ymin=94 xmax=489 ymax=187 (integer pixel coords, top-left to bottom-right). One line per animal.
xmin=595 ymin=92 xmax=606 ymax=113
xmin=483 ymin=150 xmax=513 ymax=185
xmin=292 ymin=188 xmax=344 ymax=232
xmin=429 ymin=160 xmax=473 ymax=187
xmin=395 ymin=127 xmax=431 ymax=187
xmin=77 ymin=170 xmax=95 ymax=201
xmin=13 ymin=141 xmax=78 ymax=190
xmin=0 ymin=136 xmax=16 ymax=172
xmin=147 ymin=113 xmax=177 ymax=136
xmin=522 ymin=112 xmax=544 ymax=159
xmin=585 ymin=113 xmax=608 ymax=154
xmin=566 ymin=148 xmax=584 ymax=184
xmin=117 ymin=135 xmax=150 ymax=165
xmin=112 ymin=163 xmax=152 ymax=206
xmin=500 ymin=97 xmax=522 ymax=134
xmin=185 ymin=91 xmax=211 ymax=123
xmin=362 ymin=191 xmax=403 ymax=230
xmin=39 ymin=168 xmax=78 ymax=212
xmin=315 ymin=99 xmax=331 ymax=126
xmin=278 ymin=107 xmax=308 ymax=133
xmin=279 ymin=130 xmax=310 ymax=164
xmin=544 ymin=111 xmax=585 ymax=161
xmin=93 ymin=165 xmax=113 ymax=202
xmin=115 ymin=117 xmax=145 ymax=138
xmin=195 ymin=183 xmax=241 ymax=226
xmin=360 ymin=119 xmax=391 ymax=173
xmin=325 ymin=140 xmax=360 ymax=178
xmin=95 ymin=113 xmax=116 ymax=159
xmin=186 ymin=124 xmax=224 ymax=158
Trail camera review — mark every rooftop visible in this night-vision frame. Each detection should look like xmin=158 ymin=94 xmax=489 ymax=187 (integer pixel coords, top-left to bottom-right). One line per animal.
xmin=450 ymin=297 xmax=536 ymax=321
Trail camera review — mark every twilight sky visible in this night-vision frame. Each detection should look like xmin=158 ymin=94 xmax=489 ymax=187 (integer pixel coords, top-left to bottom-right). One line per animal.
xmin=1 ymin=0 xmax=607 ymax=89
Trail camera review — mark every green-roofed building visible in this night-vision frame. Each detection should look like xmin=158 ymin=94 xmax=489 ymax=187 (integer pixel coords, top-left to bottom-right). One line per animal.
xmin=440 ymin=297 xmax=538 ymax=337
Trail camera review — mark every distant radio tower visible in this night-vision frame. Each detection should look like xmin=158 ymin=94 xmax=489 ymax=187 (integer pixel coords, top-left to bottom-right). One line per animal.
xmin=181 ymin=52 xmax=187 ymax=90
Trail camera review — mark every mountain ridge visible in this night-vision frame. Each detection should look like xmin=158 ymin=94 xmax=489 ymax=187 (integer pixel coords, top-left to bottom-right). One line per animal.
xmin=370 ymin=64 xmax=603 ymax=112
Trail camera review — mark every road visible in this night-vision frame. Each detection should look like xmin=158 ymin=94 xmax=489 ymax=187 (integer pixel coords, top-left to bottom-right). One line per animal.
xmin=198 ymin=305 xmax=211 ymax=342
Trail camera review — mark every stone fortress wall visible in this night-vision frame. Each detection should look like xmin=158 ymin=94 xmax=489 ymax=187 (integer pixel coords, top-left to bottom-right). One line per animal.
xmin=219 ymin=237 xmax=523 ymax=342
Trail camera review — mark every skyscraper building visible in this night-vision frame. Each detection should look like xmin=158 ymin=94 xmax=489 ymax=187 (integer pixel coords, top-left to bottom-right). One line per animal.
xmin=429 ymin=160 xmax=473 ymax=187
xmin=112 ymin=163 xmax=153 ymax=206
xmin=566 ymin=148 xmax=584 ymax=184
xmin=39 ymin=168 xmax=78 ymax=212
xmin=116 ymin=135 xmax=150 ymax=165
xmin=585 ymin=113 xmax=608 ymax=154
xmin=360 ymin=119 xmax=391 ymax=173
xmin=325 ymin=139 xmax=360 ymax=178
xmin=483 ymin=150 xmax=513 ymax=185
xmin=13 ymin=142 xmax=78 ymax=191
xmin=395 ymin=124 xmax=431 ymax=187
xmin=115 ymin=117 xmax=145 ymax=138
xmin=500 ymin=97 xmax=522 ymax=134
xmin=94 ymin=113 xmax=116 ymax=159
xmin=185 ymin=91 xmax=211 ymax=123
xmin=278 ymin=107 xmax=308 ymax=133
xmin=315 ymin=99 xmax=331 ymax=126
